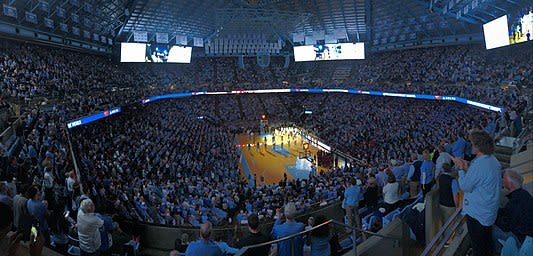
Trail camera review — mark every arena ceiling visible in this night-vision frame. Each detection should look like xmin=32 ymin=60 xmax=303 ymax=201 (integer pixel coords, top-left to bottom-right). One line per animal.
xmin=1 ymin=0 xmax=531 ymax=49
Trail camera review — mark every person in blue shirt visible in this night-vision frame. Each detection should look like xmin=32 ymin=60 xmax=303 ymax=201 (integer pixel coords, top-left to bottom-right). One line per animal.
xmin=306 ymin=215 xmax=331 ymax=256
xmin=452 ymin=134 xmax=467 ymax=159
xmin=96 ymin=212 xmax=115 ymax=254
xmin=342 ymin=178 xmax=362 ymax=234
xmin=272 ymin=202 xmax=305 ymax=256
xmin=185 ymin=221 xmax=223 ymax=256
xmin=26 ymin=186 xmax=50 ymax=243
xmin=420 ymin=150 xmax=434 ymax=197
xmin=453 ymin=130 xmax=501 ymax=256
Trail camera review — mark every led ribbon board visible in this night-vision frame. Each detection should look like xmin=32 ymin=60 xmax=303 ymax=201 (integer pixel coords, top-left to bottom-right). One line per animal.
xmin=141 ymin=88 xmax=504 ymax=113
xmin=67 ymin=107 xmax=121 ymax=129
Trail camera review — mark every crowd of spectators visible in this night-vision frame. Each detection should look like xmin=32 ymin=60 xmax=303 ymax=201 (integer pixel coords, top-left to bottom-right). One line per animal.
xmin=0 ymin=38 xmax=531 ymax=256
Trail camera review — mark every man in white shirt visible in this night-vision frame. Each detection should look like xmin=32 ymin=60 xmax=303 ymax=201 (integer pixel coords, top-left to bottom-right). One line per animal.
xmin=77 ymin=199 xmax=104 ymax=256
xmin=66 ymin=171 xmax=76 ymax=194
xmin=42 ymin=168 xmax=55 ymax=205
xmin=435 ymin=145 xmax=452 ymax=178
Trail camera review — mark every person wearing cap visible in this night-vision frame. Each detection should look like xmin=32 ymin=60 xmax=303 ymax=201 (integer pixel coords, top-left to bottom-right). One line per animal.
xmin=272 ymin=202 xmax=305 ymax=256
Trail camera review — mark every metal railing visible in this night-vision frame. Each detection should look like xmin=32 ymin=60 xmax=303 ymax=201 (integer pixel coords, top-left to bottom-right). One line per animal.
xmin=65 ymin=127 xmax=83 ymax=194
xmin=235 ymin=218 xmax=402 ymax=256
xmin=421 ymin=207 xmax=466 ymax=256
xmin=513 ymin=125 xmax=531 ymax=154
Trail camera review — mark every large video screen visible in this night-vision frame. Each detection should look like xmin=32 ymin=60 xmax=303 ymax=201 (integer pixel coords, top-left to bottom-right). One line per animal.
xmin=483 ymin=15 xmax=510 ymax=49
xmin=294 ymin=42 xmax=365 ymax=62
xmin=509 ymin=11 xmax=533 ymax=45
xmin=168 ymin=46 xmax=192 ymax=63
xmin=483 ymin=13 xmax=533 ymax=50
xmin=120 ymin=43 xmax=146 ymax=62
xmin=121 ymin=43 xmax=192 ymax=63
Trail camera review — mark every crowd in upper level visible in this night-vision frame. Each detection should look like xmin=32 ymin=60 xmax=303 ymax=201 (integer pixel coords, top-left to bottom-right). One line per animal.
xmin=0 ymin=39 xmax=531 ymax=255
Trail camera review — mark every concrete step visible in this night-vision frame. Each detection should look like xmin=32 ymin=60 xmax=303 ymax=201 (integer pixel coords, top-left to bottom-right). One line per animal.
xmin=496 ymin=136 xmax=517 ymax=149
xmin=495 ymin=152 xmax=511 ymax=165
xmin=495 ymin=145 xmax=513 ymax=155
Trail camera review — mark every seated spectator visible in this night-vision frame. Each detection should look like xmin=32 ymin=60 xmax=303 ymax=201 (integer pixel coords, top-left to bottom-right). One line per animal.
xmin=492 ymin=169 xmax=533 ymax=252
xmin=272 ymin=202 xmax=305 ymax=256
xmin=236 ymin=214 xmax=270 ymax=256
xmin=306 ymin=215 xmax=331 ymax=256
xmin=175 ymin=233 xmax=190 ymax=254
xmin=185 ymin=222 xmax=223 ymax=256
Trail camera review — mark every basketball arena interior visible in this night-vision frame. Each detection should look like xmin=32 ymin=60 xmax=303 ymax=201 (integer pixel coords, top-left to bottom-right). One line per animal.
xmin=0 ymin=0 xmax=532 ymax=255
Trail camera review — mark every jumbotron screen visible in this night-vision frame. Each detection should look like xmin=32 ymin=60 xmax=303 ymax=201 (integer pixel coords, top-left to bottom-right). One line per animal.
xmin=120 ymin=43 xmax=192 ymax=63
xmin=294 ymin=42 xmax=365 ymax=62
xmin=483 ymin=16 xmax=510 ymax=49
xmin=483 ymin=12 xmax=533 ymax=50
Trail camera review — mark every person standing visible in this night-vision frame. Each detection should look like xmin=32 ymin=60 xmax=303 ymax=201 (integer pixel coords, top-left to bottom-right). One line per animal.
xmin=26 ymin=186 xmax=50 ymax=243
xmin=42 ymin=167 xmax=55 ymax=208
xmin=185 ymin=222 xmax=223 ymax=256
xmin=453 ymin=130 xmax=501 ymax=256
xmin=435 ymin=145 xmax=452 ymax=178
xmin=382 ymin=174 xmax=400 ymax=214
xmin=420 ymin=150 xmax=435 ymax=196
xmin=12 ymin=185 xmax=28 ymax=232
xmin=407 ymin=153 xmax=422 ymax=198
xmin=77 ymin=199 xmax=104 ymax=256
xmin=437 ymin=163 xmax=459 ymax=224
xmin=342 ymin=178 xmax=362 ymax=233
xmin=236 ymin=214 xmax=270 ymax=256
xmin=272 ymin=202 xmax=305 ymax=256
xmin=307 ymin=215 xmax=331 ymax=256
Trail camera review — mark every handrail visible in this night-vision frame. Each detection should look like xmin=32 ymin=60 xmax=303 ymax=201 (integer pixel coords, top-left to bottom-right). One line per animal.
xmin=235 ymin=219 xmax=335 ymax=256
xmin=235 ymin=217 xmax=403 ymax=256
xmin=513 ymin=126 xmax=530 ymax=154
xmin=421 ymin=207 xmax=466 ymax=256
xmin=65 ymin=126 xmax=83 ymax=194
xmin=329 ymin=220 xmax=402 ymax=240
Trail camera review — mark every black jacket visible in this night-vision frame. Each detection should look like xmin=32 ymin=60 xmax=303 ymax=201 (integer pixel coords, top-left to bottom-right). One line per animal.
xmin=495 ymin=188 xmax=533 ymax=242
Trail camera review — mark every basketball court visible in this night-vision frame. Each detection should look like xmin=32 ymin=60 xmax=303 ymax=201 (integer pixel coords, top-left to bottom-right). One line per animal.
xmin=235 ymin=127 xmax=328 ymax=185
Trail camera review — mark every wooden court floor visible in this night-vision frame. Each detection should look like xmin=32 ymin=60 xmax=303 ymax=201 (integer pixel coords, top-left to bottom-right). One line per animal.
xmin=235 ymin=132 xmax=326 ymax=185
